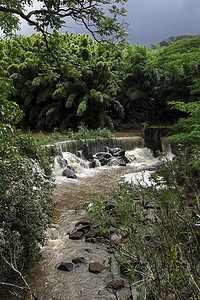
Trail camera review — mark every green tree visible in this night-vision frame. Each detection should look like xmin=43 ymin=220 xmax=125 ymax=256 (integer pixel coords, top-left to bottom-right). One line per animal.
xmin=0 ymin=61 xmax=54 ymax=273
xmin=0 ymin=0 xmax=128 ymax=41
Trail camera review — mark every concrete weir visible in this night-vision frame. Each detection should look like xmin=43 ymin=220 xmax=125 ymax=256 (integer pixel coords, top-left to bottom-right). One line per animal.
xmin=54 ymin=136 xmax=145 ymax=155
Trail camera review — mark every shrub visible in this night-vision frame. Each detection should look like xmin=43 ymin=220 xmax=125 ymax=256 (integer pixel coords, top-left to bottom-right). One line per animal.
xmin=88 ymin=156 xmax=200 ymax=299
xmin=0 ymin=99 xmax=54 ymax=271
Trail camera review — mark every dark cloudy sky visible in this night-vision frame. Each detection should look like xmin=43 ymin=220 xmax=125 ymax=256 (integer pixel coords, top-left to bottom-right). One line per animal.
xmin=16 ymin=0 xmax=200 ymax=47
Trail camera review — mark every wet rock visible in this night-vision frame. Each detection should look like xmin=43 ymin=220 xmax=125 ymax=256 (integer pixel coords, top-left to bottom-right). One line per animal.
xmin=62 ymin=167 xmax=77 ymax=179
xmin=89 ymin=262 xmax=107 ymax=273
xmin=107 ymin=246 xmax=115 ymax=253
xmin=95 ymin=152 xmax=112 ymax=166
xmin=56 ymin=156 xmax=68 ymax=168
xmin=107 ymin=147 xmax=125 ymax=157
xmin=85 ymin=248 xmax=93 ymax=253
xmin=84 ymin=228 xmax=98 ymax=238
xmin=69 ymin=229 xmax=84 ymax=239
xmin=75 ymin=220 xmax=91 ymax=227
xmin=107 ymin=279 xmax=125 ymax=290
xmin=57 ymin=262 xmax=73 ymax=272
xmin=85 ymin=237 xmax=98 ymax=243
xmin=107 ymin=157 xmax=127 ymax=166
xmin=72 ymin=257 xmax=86 ymax=264
xmin=89 ymin=159 xmax=99 ymax=168
xmin=75 ymin=223 xmax=91 ymax=233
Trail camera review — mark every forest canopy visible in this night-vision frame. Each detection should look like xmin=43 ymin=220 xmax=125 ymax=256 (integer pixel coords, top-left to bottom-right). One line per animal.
xmin=0 ymin=33 xmax=199 ymax=131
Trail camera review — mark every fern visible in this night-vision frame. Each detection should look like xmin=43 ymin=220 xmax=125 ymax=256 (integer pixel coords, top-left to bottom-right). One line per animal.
xmin=77 ymin=100 xmax=87 ymax=116
xmin=65 ymin=93 xmax=76 ymax=108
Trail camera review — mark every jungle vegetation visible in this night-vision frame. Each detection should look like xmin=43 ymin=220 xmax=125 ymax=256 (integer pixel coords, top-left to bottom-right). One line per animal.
xmin=0 ymin=33 xmax=199 ymax=131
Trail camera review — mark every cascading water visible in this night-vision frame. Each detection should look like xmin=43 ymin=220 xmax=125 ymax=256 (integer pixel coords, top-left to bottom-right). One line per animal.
xmin=5 ymin=135 xmax=173 ymax=299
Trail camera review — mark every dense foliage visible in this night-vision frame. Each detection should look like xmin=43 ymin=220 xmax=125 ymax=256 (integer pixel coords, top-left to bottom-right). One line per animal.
xmin=0 ymin=33 xmax=199 ymax=131
xmin=88 ymin=99 xmax=200 ymax=299
xmin=0 ymin=64 xmax=54 ymax=275
xmin=0 ymin=0 xmax=128 ymax=41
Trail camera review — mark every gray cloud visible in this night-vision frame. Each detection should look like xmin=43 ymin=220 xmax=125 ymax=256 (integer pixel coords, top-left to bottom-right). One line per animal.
xmin=125 ymin=0 xmax=200 ymax=46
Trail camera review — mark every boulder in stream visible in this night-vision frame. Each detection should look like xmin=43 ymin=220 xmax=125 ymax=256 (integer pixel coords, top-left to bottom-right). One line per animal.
xmin=72 ymin=257 xmax=86 ymax=264
xmin=62 ymin=167 xmax=77 ymax=179
xmin=106 ymin=147 xmax=126 ymax=157
xmin=95 ymin=152 xmax=112 ymax=166
xmin=69 ymin=228 xmax=84 ymax=239
xmin=57 ymin=261 xmax=74 ymax=272
xmin=107 ymin=279 xmax=125 ymax=290
xmin=89 ymin=262 xmax=107 ymax=273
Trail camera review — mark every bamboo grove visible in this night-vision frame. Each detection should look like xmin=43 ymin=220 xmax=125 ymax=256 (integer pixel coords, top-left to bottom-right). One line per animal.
xmin=1 ymin=31 xmax=200 ymax=131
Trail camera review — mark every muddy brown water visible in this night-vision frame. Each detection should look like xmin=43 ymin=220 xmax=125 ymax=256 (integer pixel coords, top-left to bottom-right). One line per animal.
xmin=2 ymin=145 xmax=161 ymax=299
xmin=28 ymin=165 xmax=143 ymax=300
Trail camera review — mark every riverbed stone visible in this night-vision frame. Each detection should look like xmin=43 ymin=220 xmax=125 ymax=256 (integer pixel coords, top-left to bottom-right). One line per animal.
xmin=84 ymin=228 xmax=98 ymax=238
xmin=69 ymin=229 xmax=84 ymax=239
xmin=95 ymin=152 xmax=112 ymax=166
xmin=107 ymin=279 xmax=125 ymax=290
xmin=62 ymin=167 xmax=77 ymax=179
xmin=107 ymin=147 xmax=125 ymax=157
xmin=57 ymin=156 xmax=68 ymax=168
xmin=75 ymin=220 xmax=90 ymax=227
xmin=57 ymin=262 xmax=74 ymax=272
xmin=89 ymin=262 xmax=107 ymax=273
xmin=72 ymin=257 xmax=86 ymax=264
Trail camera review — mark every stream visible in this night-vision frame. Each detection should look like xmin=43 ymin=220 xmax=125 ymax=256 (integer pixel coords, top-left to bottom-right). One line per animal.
xmin=27 ymin=135 xmax=169 ymax=300
xmin=4 ymin=135 xmax=171 ymax=299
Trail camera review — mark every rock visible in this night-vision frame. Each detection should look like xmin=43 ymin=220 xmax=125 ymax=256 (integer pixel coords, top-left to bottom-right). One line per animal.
xmin=107 ymin=147 xmax=125 ymax=157
xmin=57 ymin=262 xmax=73 ymax=272
xmin=107 ymin=279 xmax=125 ymax=290
xmin=75 ymin=220 xmax=90 ymax=227
xmin=107 ymin=246 xmax=115 ymax=253
xmin=85 ymin=237 xmax=97 ymax=243
xmin=95 ymin=152 xmax=112 ymax=166
xmin=56 ymin=156 xmax=68 ymax=168
xmin=72 ymin=257 xmax=86 ymax=264
xmin=69 ymin=229 xmax=84 ymax=239
xmin=89 ymin=159 xmax=98 ymax=168
xmin=110 ymin=233 xmax=122 ymax=245
xmin=75 ymin=224 xmax=91 ymax=233
xmin=89 ymin=262 xmax=107 ymax=273
xmin=84 ymin=228 xmax=98 ymax=238
xmin=106 ymin=153 xmax=129 ymax=167
xmin=62 ymin=167 xmax=77 ymax=179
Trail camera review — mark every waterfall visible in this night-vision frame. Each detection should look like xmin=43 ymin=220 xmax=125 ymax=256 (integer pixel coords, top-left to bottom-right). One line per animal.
xmin=161 ymin=137 xmax=175 ymax=161
xmin=55 ymin=136 xmax=144 ymax=155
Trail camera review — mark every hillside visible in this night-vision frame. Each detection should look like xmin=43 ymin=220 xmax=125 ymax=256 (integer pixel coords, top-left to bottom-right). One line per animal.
xmin=150 ymin=34 xmax=200 ymax=48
